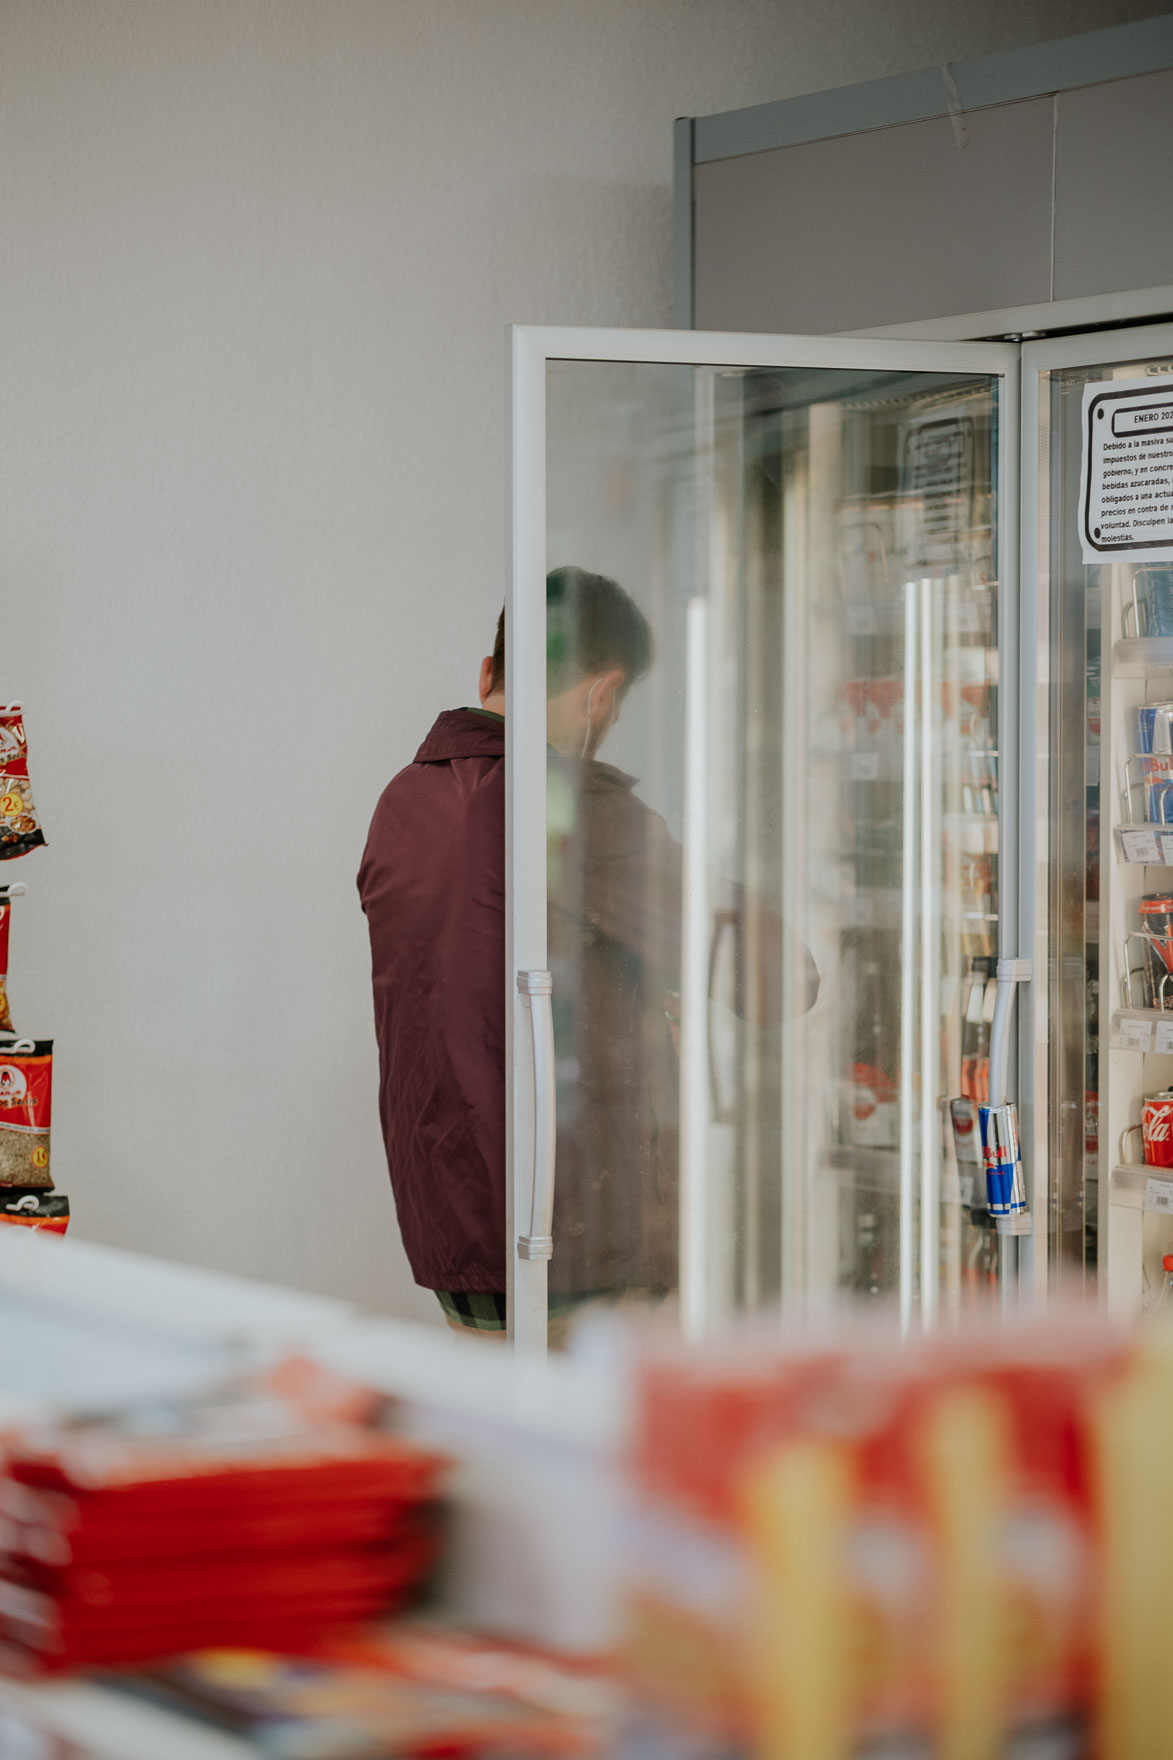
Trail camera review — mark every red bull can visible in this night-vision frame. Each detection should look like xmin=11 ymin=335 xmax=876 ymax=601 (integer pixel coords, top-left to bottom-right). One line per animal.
xmin=1136 ymin=703 xmax=1173 ymax=754
xmin=1136 ymin=705 xmax=1173 ymax=819
xmin=979 ymin=1102 xmax=1026 ymax=1219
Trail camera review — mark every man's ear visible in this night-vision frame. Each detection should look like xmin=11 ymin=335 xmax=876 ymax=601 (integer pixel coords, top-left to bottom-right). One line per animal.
xmin=478 ymin=656 xmax=495 ymax=705
xmin=597 ymin=668 xmax=626 ymax=719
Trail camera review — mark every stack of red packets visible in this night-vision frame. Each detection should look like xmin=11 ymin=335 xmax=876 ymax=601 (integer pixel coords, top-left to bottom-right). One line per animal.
xmin=0 ymin=1367 xmax=446 ymax=1674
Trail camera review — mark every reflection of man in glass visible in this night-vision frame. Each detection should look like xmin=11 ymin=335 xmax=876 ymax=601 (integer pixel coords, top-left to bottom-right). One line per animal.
xmin=359 ymin=567 xmax=812 ymax=1334
xmin=543 ymin=568 xmax=684 ymax=1304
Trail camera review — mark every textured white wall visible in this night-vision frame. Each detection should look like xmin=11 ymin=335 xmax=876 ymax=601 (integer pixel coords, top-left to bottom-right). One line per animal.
xmin=0 ymin=0 xmax=1159 ymax=1318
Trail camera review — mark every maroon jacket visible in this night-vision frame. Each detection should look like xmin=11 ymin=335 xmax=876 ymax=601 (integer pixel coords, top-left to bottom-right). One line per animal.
xmin=358 ymin=710 xmax=507 ymax=1292
xmin=357 ymin=707 xmax=688 ymax=1295
xmin=359 ymin=709 xmax=817 ymax=1295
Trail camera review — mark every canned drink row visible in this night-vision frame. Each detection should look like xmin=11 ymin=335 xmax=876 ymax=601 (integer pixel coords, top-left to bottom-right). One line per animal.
xmin=1136 ymin=702 xmax=1173 ymax=754
xmin=1123 ymin=896 xmax=1173 ymax=1010
xmin=1133 ymin=704 xmax=1173 ymax=822
xmin=978 ymin=1102 xmax=1027 ymax=1219
xmin=1121 ymin=1088 xmax=1173 ymax=1170
xmin=1127 ymin=566 xmax=1173 ymax=638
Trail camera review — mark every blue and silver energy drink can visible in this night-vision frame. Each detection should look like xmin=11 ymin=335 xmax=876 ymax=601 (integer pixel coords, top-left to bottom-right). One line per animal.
xmin=1141 ymin=568 xmax=1173 ymax=638
xmin=979 ymin=1102 xmax=1027 ymax=1219
xmin=1136 ymin=702 xmax=1173 ymax=755
xmin=1134 ymin=707 xmax=1173 ymax=818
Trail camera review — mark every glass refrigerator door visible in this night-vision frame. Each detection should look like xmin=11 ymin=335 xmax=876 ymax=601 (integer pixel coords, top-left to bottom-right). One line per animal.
xmin=507 ymin=328 xmax=1018 ymax=1352
xmin=1024 ymin=322 xmax=1173 ymax=1317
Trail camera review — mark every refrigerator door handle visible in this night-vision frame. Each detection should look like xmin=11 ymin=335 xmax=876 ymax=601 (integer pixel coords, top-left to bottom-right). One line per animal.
xmin=706 ymin=910 xmax=740 ymax=1124
xmin=987 ymin=958 xmax=1033 ymax=1250
xmin=988 ymin=957 xmax=1032 ymax=1110
xmin=517 ymin=970 xmax=556 ymax=1260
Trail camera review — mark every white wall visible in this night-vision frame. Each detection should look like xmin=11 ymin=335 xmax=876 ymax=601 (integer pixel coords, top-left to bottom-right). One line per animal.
xmin=1 ymin=0 xmax=1160 ymax=1319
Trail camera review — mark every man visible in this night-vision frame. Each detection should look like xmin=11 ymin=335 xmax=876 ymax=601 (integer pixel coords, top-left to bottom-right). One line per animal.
xmin=359 ymin=567 xmax=813 ymax=1333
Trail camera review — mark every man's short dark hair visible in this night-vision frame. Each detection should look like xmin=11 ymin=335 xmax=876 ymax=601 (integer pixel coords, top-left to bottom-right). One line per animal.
xmin=489 ymin=567 xmax=653 ymax=696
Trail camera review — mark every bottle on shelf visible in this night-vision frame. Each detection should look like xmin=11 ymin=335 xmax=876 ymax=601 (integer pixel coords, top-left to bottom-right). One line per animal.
xmin=854 ymin=1210 xmax=883 ymax=1297
xmin=845 ymin=955 xmax=897 ymax=1149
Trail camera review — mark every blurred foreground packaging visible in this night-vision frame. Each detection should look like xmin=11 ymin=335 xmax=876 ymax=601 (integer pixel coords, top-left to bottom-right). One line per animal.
xmin=0 ymin=1357 xmax=446 ymax=1673
xmin=624 ymin=1312 xmax=1173 ymax=1760
xmin=4 ymin=1301 xmax=1173 ymax=1756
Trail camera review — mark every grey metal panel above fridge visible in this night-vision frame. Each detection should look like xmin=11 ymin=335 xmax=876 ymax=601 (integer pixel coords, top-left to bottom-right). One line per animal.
xmin=1053 ymin=68 xmax=1173 ymax=302
xmin=692 ymin=98 xmax=1055 ymax=337
xmin=682 ymin=13 xmax=1173 ymax=339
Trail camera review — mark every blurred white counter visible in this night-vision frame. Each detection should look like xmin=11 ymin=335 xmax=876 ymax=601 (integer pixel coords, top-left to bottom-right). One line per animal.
xmin=0 ymin=1231 xmax=629 ymax=1756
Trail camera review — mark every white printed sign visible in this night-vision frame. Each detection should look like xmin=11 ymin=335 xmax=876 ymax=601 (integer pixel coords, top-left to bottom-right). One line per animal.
xmin=1080 ymin=378 xmax=1173 ymax=563
xmin=1144 ymin=1176 xmax=1173 ymax=1215
xmin=1119 ymin=1016 xmax=1155 ymax=1051
xmin=1119 ymin=828 xmax=1161 ymax=864
xmin=1155 ymin=1018 xmax=1173 ymax=1054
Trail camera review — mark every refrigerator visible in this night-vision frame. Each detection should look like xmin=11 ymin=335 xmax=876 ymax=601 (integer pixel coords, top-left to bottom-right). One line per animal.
xmin=504 ymin=319 xmax=1173 ymax=1354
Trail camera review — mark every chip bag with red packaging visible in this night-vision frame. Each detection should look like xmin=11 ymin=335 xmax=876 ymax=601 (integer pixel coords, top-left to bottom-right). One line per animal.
xmin=0 ymin=1038 xmax=53 ymax=1188
xmin=0 ymin=707 xmax=46 ymax=861
xmin=0 ymin=883 xmax=25 ymax=1034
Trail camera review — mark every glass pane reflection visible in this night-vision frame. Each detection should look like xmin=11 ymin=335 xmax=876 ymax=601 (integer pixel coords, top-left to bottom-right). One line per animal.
xmin=543 ymin=358 xmax=999 ymax=1329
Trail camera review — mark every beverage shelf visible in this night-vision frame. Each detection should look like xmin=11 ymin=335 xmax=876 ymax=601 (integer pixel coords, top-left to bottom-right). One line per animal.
xmin=1110 ymin=1165 xmax=1173 ymax=1214
xmin=832 ymin=591 xmax=996 ymax=639
xmin=1114 ymin=638 xmax=1173 ymax=677
xmin=844 ymin=890 xmax=997 ymax=931
xmin=823 ymin=1144 xmax=903 ymax=1193
xmin=1110 ymin=1009 xmax=1173 ymax=1052
xmin=1115 ymin=824 xmax=1173 ymax=865
xmin=822 ymin=1145 xmax=982 ymax=1209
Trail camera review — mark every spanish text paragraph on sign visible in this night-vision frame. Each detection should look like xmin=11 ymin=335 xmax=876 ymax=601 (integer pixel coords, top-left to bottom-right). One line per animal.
xmin=1080 ymin=377 xmax=1173 ymax=564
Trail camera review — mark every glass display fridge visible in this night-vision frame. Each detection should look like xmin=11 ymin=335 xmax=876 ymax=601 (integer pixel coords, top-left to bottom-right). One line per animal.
xmin=1023 ymin=319 xmax=1173 ymax=1323
xmin=505 ymin=319 xmax=1173 ymax=1354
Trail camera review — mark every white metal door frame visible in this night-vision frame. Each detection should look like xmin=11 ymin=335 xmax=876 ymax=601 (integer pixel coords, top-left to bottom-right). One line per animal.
xmin=508 ymin=324 xmax=1020 ymax=1353
xmin=1021 ymin=319 xmax=1173 ymax=1313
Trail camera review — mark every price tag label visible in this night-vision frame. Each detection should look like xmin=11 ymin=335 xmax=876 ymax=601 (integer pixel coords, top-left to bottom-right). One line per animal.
xmin=1119 ymin=1017 xmax=1155 ymax=1051
xmin=1120 ymin=828 xmax=1160 ymax=864
xmin=1145 ymin=1176 xmax=1173 ymax=1215
xmin=1156 ymin=1019 xmax=1173 ymax=1054
xmin=1159 ymin=833 xmax=1173 ymax=865
xmin=851 ymin=752 xmax=880 ymax=781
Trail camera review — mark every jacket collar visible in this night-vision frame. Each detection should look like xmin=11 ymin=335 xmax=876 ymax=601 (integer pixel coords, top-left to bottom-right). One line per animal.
xmin=414 ymin=708 xmax=504 ymax=763
xmin=414 ymin=710 xmax=636 ymax=790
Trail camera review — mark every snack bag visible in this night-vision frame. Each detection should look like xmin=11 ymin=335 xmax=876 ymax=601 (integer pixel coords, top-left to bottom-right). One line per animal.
xmin=0 ymin=1038 xmax=52 ymax=1187
xmin=0 ymin=706 xmax=46 ymax=860
xmin=0 ymin=885 xmax=23 ymax=1033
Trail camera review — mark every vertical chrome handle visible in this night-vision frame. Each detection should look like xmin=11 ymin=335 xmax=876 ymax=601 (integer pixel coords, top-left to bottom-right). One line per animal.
xmin=898 ymin=579 xmax=919 ymax=1338
xmin=680 ymin=594 xmax=711 ymax=1341
xmin=987 ymin=958 xmax=1030 ymax=1110
xmin=986 ymin=959 xmax=1033 ymax=1273
xmin=919 ymin=578 xmax=940 ymax=1330
xmin=517 ymin=970 xmax=555 ymax=1260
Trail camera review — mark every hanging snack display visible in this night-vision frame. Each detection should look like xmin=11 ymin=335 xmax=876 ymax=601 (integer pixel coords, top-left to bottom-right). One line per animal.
xmin=0 ymin=885 xmax=25 ymax=1034
xmin=0 ymin=706 xmax=46 ymax=861
xmin=0 ymin=1190 xmax=68 ymax=1233
xmin=0 ymin=1039 xmax=53 ymax=1187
